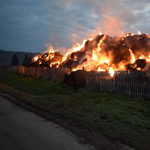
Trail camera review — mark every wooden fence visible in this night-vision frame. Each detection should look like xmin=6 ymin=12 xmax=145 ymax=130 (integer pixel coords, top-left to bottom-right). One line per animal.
xmin=85 ymin=71 xmax=150 ymax=100
xmin=1 ymin=66 xmax=150 ymax=100
xmin=8 ymin=66 xmax=70 ymax=81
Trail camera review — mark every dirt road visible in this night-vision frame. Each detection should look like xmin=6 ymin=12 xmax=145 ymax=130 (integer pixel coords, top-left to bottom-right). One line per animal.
xmin=0 ymin=96 xmax=95 ymax=150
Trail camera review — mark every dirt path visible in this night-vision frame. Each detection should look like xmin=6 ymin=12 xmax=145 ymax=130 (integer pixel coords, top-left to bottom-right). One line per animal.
xmin=0 ymin=96 xmax=95 ymax=150
xmin=0 ymin=93 xmax=135 ymax=150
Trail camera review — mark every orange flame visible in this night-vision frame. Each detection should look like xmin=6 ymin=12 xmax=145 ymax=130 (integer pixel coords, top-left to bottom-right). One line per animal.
xmin=138 ymin=31 xmax=141 ymax=35
xmin=33 ymin=31 xmax=150 ymax=78
xmin=109 ymin=67 xmax=115 ymax=77
xmin=33 ymin=56 xmax=39 ymax=62
xmin=129 ymin=49 xmax=135 ymax=63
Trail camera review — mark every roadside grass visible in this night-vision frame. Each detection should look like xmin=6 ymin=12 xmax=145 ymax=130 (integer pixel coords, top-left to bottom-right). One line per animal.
xmin=0 ymin=72 xmax=150 ymax=150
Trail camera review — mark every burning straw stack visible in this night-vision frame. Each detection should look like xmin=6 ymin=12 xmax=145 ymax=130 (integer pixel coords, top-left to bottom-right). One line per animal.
xmin=30 ymin=33 xmax=150 ymax=73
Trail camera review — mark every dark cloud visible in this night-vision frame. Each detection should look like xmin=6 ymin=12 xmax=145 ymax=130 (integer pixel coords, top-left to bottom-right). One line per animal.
xmin=0 ymin=0 xmax=150 ymax=54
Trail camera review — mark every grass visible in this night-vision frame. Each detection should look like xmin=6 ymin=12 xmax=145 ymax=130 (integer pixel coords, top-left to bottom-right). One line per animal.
xmin=0 ymin=72 xmax=150 ymax=150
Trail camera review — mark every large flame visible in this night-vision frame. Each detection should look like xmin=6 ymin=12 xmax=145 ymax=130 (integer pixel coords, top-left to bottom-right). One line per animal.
xmin=31 ymin=32 xmax=150 ymax=77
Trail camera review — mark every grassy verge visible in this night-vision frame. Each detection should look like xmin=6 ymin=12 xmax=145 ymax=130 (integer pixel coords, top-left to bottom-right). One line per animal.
xmin=0 ymin=72 xmax=150 ymax=150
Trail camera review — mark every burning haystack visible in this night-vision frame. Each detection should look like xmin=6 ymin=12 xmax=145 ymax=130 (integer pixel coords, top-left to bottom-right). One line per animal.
xmin=30 ymin=32 xmax=150 ymax=76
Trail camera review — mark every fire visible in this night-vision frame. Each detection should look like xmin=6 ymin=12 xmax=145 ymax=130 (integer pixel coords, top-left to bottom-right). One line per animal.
xmin=124 ymin=33 xmax=134 ymax=38
xmin=97 ymin=34 xmax=106 ymax=53
xmin=33 ymin=56 xmax=39 ymax=62
xmin=91 ymin=35 xmax=107 ymax=62
xmin=50 ymin=61 xmax=59 ymax=68
xmin=137 ymin=68 xmax=141 ymax=71
xmin=138 ymin=54 xmax=150 ymax=62
xmin=97 ymin=67 xmax=104 ymax=71
xmin=138 ymin=31 xmax=141 ymax=35
xmin=99 ymin=32 xmax=102 ymax=36
xmin=139 ymin=54 xmax=145 ymax=59
xmin=72 ymin=40 xmax=87 ymax=52
xmin=92 ymin=50 xmax=98 ymax=60
xmin=46 ymin=44 xmax=59 ymax=53
xmin=62 ymin=39 xmax=89 ymax=62
xmin=129 ymin=49 xmax=135 ymax=63
xmin=146 ymin=55 xmax=150 ymax=62
xmin=30 ymin=32 xmax=150 ymax=77
xmin=109 ymin=67 xmax=115 ymax=77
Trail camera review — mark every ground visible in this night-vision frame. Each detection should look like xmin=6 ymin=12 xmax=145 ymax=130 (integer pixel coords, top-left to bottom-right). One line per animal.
xmin=0 ymin=91 xmax=135 ymax=150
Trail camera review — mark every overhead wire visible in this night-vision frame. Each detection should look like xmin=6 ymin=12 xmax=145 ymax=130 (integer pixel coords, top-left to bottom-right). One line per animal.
xmin=0 ymin=0 xmax=54 ymax=35
xmin=1 ymin=0 xmax=68 ymax=37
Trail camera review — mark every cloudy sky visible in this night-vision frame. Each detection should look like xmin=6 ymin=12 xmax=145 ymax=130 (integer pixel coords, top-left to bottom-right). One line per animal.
xmin=0 ymin=0 xmax=150 ymax=54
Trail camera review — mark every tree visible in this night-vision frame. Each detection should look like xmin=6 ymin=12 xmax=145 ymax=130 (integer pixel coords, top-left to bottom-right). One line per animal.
xmin=22 ymin=54 xmax=28 ymax=66
xmin=28 ymin=56 xmax=32 ymax=65
xmin=11 ymin=54 xmax=19 ymax=66
xmin=22 ymin=54 xmax=32 ymax=66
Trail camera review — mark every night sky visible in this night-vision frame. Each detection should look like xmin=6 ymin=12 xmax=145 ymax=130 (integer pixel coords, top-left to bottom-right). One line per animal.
xmin=0 ymin=0 xmax=150 ymax=54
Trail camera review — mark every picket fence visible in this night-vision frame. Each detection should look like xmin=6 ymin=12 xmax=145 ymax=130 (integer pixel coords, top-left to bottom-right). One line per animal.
xmin=2 ymin=66 xmax=150 ymax=100
xmin=85 ymin=71 xmax=150 ymax=100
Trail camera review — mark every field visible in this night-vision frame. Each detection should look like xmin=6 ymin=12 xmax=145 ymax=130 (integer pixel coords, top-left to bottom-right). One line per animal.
xmin=0 ymin=72 xmax=150 ymax=150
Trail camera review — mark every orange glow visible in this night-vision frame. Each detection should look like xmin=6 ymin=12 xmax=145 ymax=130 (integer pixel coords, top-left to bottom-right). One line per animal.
xmin=99 ymin=32 xmax=102 ymax=36
xmin=138 ymin=31 xmax=141 ymax=35
xmin=124 ymin=33 xmax=134 ymax=38
xmin=62 ymin=39 xmax=89 ymax=62
xmin=97 ymin=67 xmax=104 ymax=71
xmin=137 ymin=68 xmax=141 ymax=70
xmin=146 ymin=55 xmax=150 ymax=62
xmin=139 ymin=54 xmax=145 ymax=59
xmin=32 ymin=31 xmax=150 ymax=78
xmin=109 ymin=67 xmax=115 ymax=77
xmin=72 ymin=40 xmax=87 ymax=52
xmin=129 ymin=49 xmax=135 ymax=63
xmin=33 ymin=56 xmax=39 ymax=62
xmin=62 ymin=52 xmax=70 ymax=62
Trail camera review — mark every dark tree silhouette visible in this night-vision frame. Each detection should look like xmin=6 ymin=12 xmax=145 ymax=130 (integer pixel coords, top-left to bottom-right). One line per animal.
xmin=29 ymin=56 xmax=32 ymax=65
xmin=11 ymin=54 xmax=19 ymax=66
xmin=22 ymin=54 xmax=28 ymax=66
xmin=22 ymin=54 xmax=32 ymax=66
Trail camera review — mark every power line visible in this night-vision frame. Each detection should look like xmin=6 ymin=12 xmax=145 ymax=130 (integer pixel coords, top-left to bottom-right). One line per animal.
xmin=1 ymin=0 xmax=68 ymax=36
xmin=17 ymin=0 xmax=68 ymax=28
xmin=0 ymin=0 xmax=53 ymax=35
